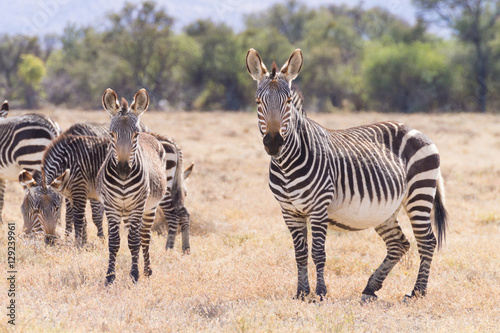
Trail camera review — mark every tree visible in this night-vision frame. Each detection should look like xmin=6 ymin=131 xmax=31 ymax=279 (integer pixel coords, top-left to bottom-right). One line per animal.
xmin=17 ymin=54 xmax=46 ymax=108
xmin=363 ymin=42 xmax=453 ymax=112
xmin=413 ymin=0 xmax=500 ymax=112
xmin=186 ymin=20 xmax=244 ymax=110
xmin=244 ymin=0 xmax=314 ymax=44
xmin=0 ymin=35 xmax=40 ymax=99
xmin=103 ymin=1 xmax=174 ymax=104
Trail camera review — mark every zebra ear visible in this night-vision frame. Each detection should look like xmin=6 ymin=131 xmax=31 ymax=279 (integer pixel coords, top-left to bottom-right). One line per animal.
xmin=280 ymin=49 xmax=303 ymax=83
xmin=183 ymin=162 xmax=194 ymax=180
xmin=246 ymin=48 xmax=268 ymax=82
xmin=50 ymin=169 xmax=70 ymax=190
xmin=1 ymin=100 xmax=9 ymax=117
xmin=102 ymin=89 xmax=120 ymax=116
xmin=130 ymin=89 xmax=149 ymax=116
xmin=19 ymin=170 xmax=37 ymax=189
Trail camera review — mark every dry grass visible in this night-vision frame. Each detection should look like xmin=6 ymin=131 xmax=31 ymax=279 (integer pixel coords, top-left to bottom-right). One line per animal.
xmin=1 ymin=108 xmax=499 ymax=332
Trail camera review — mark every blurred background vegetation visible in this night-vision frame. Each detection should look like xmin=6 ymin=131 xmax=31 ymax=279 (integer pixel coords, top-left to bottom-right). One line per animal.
xmin=1 ymin=0 xmax=499 ymax=112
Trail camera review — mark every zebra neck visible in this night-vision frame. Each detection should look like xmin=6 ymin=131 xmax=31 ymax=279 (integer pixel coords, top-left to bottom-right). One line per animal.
xmin=272 ymin=105 xmax=306 ymax=168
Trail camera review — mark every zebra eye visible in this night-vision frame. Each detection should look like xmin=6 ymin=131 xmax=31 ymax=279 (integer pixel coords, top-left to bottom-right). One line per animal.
xmin=256 ymin=99 xmax=261 ymax=104
xmin=287 ymin=98 xmax=292 ymax=104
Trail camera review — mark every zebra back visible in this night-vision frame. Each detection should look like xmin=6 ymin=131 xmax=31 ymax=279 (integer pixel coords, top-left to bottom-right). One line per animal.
xmin=0 ymin=111 xmax=61 ymax=179
xmin=43 ymin=134 xmax=110 ymax=196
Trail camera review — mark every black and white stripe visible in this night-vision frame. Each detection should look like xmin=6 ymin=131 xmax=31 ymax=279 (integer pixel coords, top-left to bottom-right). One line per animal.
xmin=97 ymin=88 xmax=168 ymax=285
xmin=247 ymin=49 xmax=448 ymax=302
xmin=0 ymin=100 xmax=60 ymax=224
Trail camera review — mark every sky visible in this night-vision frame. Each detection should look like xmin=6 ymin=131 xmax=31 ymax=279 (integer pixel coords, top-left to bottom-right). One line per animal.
xmin=0 ymin=0 xmax=447 ymax=37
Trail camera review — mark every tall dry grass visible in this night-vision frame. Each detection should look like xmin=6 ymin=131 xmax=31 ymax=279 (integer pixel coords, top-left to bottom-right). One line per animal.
xmin=1 ymin=108 xmax=499 ymax=332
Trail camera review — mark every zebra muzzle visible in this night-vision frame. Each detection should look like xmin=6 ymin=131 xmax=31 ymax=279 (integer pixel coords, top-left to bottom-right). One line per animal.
xmin=116 ymin=161 xmax=131 ymax=180
xmin=263 ymin=132 xmax=284 ymax=156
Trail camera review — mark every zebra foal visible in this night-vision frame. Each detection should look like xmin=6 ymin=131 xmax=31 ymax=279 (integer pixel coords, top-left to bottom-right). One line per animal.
xmin=246 ymin=49 xmax=448 ymax=302
xmin=0 ymin=100 xmax=60 ymax=226
xmin=97 ymin=88 xmax=168 ymax=284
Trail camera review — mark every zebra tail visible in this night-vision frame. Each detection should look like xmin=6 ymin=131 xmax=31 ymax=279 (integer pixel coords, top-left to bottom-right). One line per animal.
xmin=433 ymin=171 xmax=448 ymax=250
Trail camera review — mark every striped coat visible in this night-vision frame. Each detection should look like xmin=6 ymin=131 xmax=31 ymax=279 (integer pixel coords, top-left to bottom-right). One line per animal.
xmin=246 ymin=49 xmax=447 ymax=302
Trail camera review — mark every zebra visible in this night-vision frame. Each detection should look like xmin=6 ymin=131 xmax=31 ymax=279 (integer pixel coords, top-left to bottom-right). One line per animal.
xmin=97 ymin=88 xmax=169 ymax=284
xmin=20 ymin=120 xmax=193 ymax=250
xmin=0 ymin=100 xmax=61 ymax=224
xmin=20 ymin=122 xmax=109 ymax=244
xmin=246 ymin=49 xmax=448 ymax=302
xmin=19 ymin=170 xmax=62 ymax=244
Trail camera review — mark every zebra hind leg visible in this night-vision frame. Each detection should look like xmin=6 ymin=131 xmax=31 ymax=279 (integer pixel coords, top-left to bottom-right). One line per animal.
xmin=361 ymin=212 xmax=410 ymax=303
xmin=403 ymin=212 xmax=436 ymax=301
xmin=141 ymin=208 xmax=157 ymax=277
xmin=179 ymin=207 xmax=191 ymax=254
xmin=159 ymin=196 xmax=180 ymax=251
xmin=284 ymin=212 xmax=310 ymax=300
xmin=90 ymin=199 xmax=105 ymax=238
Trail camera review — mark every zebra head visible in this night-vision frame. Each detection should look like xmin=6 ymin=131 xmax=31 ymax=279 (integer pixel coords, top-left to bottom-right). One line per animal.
xmin=19 ymin=170 xmax=62 ymax=245
xmin=0 ymin=100 xmax=8 ymax=117
xmin=102 ymin=88 xmax=149 ymax=180
xmin=246 ymin=48 xmax=303 ymax=156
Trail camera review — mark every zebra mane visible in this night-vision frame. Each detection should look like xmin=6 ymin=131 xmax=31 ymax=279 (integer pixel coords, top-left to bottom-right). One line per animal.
xmin=270 ymin=61 xmax=278 ymax=80
xmin=291 ymin=86 xmax=306 ymax=117
xmin=120 ymin=98 xmax=129 ymax=114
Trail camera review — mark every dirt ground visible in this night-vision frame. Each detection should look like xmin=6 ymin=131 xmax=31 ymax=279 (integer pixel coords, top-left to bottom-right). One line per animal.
xmin=1 ymin=108 xmax=499 ymax=332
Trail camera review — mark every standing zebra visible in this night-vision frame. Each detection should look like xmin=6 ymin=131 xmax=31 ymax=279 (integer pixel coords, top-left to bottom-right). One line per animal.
xmin=97 ymin=88 xmax=168 ymax=284
xmin=246 ymin=49 xmax=448 ymax=302
xmin=0 ymin=100 xmax=60 ymax=224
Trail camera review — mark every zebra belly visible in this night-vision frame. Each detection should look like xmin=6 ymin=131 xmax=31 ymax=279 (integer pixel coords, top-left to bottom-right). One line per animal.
xmin=327 ymin=196 xmax=404 ymax=231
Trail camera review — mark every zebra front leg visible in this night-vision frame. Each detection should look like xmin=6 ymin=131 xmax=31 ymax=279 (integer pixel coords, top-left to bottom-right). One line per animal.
xmin=105 ymin=211 xmax=121 ymax=285
xmin=71 ymin=194 xmax=89 ymax=246
xmin=0 ymin=178 xmax=5 ymax=223
xmin=310 ymin=210 xmax=330 ymax=301
xmin=361 ymin=212 xmax=410 ymax=303
xmin=65 ymin=199 xmax=73 ymax=236
xmin=141 ymin=208 xmax=156 ymax=277
xmin=127 ymin=210 xmax=143 ymax=283
xmin=284 ymin=211 xmax=309 ymax=300
xmin=90 ymin=199 xmax=105 ymax=238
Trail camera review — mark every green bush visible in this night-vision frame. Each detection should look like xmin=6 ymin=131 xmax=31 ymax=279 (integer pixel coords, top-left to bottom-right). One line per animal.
xmin=362 ymin=42 xmax=453 ymax=112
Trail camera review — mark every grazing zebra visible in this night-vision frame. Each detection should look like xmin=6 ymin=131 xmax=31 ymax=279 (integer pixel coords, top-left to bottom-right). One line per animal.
xmin=0 ymin=100 xmax=60 ymax=224
xmin=246 ymin=49 xmax=448 ymax=302
xmin=97 ymin=88 xmax=168 ymax=284
xmin=19 ymin=170 xmax=62 ymax=244
xmin=20 ymin=122 xmax=109 ymax=244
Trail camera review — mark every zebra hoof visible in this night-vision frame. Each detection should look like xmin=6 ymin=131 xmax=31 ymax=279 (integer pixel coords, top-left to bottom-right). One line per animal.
xmin=130 ymin=269 xmax=139 ymax=283
xmin=293 ymin=290 xmax=310 ymax=301
xmin=144 ymin=267 xmax=153 ymax=277
xmin=105 ymin=274 xmax=115 ymax=286
xmin=402 ymin=290 xmax=425 ymax=303
xmin=361 ymin=293 xmax=378 ymax=304
xmin=182 ymin=248 xmax=191 ymax=255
